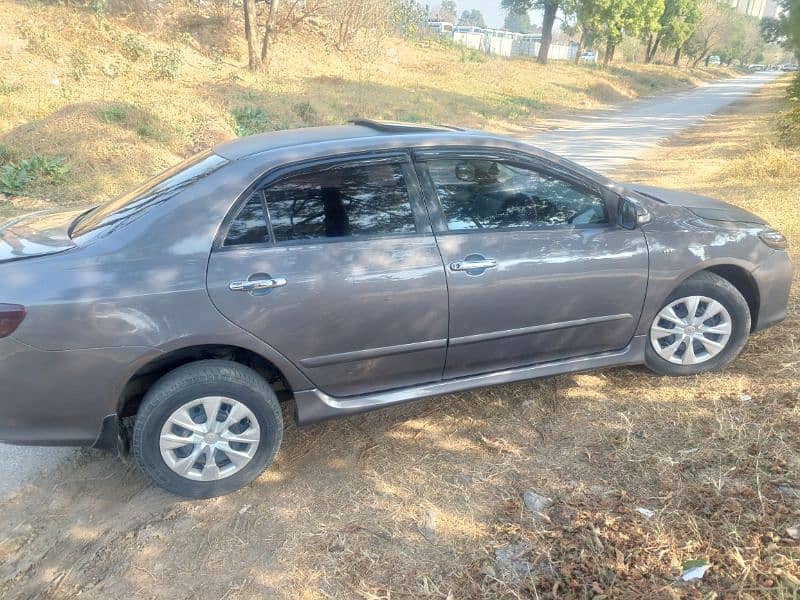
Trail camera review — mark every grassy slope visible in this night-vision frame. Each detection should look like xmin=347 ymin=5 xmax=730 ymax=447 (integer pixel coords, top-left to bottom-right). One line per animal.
xmin=0 ymin=78 xmax=797 ymax=598
xmin=1 ymin=0 xmax=732 ymax=215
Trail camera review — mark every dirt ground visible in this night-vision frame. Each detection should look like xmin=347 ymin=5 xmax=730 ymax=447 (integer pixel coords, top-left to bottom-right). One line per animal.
xmin=1 ymin=80 xmax=798 ymax=599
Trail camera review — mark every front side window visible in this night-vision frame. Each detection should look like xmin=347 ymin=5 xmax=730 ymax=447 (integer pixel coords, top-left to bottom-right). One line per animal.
xmin=266 ymin=162 xmax=416 ymax=242
xmin=425 ymin=158 xmax=608 ymax=231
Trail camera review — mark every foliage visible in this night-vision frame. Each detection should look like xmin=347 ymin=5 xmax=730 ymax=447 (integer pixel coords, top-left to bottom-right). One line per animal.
xmin=760 ymin=0 xmax=799 ymax=57
xmin=683 ymin=1 xmax=764 ymax=67
xmin=0 ymin=155 xmax=69 ymax=196
xmin=151 ymin=48 xmax=182 ymax=79
xmin=16 ymin=22 xmax=59 ymax=60
xmin=502 ymin=0 xmax=562 ymax=64
xmin=504 ymin=9 xmax=533 ymax=33
xmin=0 ymin=79 xmax=20 ymax=95
xmin=388 ymin=0 xmax=427 ymax=39
xmin=121 ymin=33 xmax=150 ymax=62
xmin=643 ymin=0 xmax=700 ymax=62
xmin=69 ymin=48 xmax=92 ymax=80
xmin=778 ymin=73 xmax=800 ymax=144
xmin=458 ymin=9 xmax=485 ymax=28
xmin=98 ymin=105 xmax=127 ymax=123
xmin=231 ymin=106 xmax=273 ymax=136
xmin=429 ymin=0 xmax=457 ymax=22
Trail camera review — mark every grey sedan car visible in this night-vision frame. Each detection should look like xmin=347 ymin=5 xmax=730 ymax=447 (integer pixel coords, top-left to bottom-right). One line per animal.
xmin=0 ymin=121 xmax=792 ymax=497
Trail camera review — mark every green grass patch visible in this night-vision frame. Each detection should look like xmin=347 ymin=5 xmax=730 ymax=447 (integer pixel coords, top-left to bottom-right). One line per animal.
xmin=0 ymin=155 xmax=70 ymax=196
xmin=231 ymin=106 xmax=273 ymax=136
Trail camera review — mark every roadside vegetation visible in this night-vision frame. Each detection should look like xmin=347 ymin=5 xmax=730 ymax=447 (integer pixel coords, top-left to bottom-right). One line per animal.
xmin=0 ymin=0 xmax=737 ymax=218
xmin=0 ymin=75 xmax=797 ymax=600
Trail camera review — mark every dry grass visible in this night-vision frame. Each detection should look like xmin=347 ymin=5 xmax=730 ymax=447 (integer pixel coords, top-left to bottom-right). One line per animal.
xmin=0 ymin=77 xmax=797 ymax=599
xmin=1 ymin=0 xmax=731 ymax=213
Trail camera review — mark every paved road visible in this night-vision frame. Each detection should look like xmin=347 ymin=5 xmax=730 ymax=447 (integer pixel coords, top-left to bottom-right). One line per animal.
xmin=0 ymin=71 xmax=780 ymax=500
xmin=527 ymin=71 xmax=781 ymax=174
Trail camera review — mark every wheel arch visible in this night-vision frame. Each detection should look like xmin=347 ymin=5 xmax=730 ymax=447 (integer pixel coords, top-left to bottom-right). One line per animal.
xmin=118 ymin=344 xmax=295 ymax=421
xmin=695 ymin=264 xmax=760 ymax=331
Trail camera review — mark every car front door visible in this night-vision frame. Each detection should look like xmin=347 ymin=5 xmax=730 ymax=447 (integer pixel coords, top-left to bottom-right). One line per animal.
xmin=206 ymin=152 xmax=448 ymax=397
xmin=415 ymin=150 xmax=649 ymax=379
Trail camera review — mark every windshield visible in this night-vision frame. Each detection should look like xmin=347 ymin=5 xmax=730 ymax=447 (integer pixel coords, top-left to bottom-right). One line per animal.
xmin=70 ymin=151 xmax=228 ymax=239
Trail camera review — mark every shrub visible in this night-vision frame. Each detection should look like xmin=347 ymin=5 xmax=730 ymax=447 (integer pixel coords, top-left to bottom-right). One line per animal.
xmin=98 ymin=105 xmax=127 ymax=123
xmin=0 ymin=155 xmax=70 ymax=196
xmin=231 ymin=106 xmax=272 ymax=136
xmin=69 ymin=49 xmax=92 ymax=81
xmin=17 ymin=23 xmax=59 ymax=61
xmin=293 ymin=101 xmax=318 ymax=124
xmin=151 ymin=48 xmax=182 ymax=79
xmin=0 ymin=80 xmax=20 ymax=95
xmin=777 ymin=73 xmax=800 ymax=146
xmin=121 ymin=33 xmax=150 ymax=62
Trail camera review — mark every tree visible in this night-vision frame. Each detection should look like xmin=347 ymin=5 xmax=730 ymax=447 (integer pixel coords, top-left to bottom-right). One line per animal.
xmin=503 ymin=0 xmax=561 ymax=64
xmin=644 ymin=0 xmax=700 ymax=63
xmin=683 ymin=0 xmax=733 ymax=67
xmin=243 ymin=0 xmax=261 ymax=70
xmin=504 ymin=9 xmax=533 ymax=33
xmin=459 ymin=9 xmax=486 ymax=27
xmin=760 ymin=0 xmax=800 ymax=57
xmin=243 ymin=0 xmax=281 ymax=71
xmin=574 ymin=0 xmax=663 ymax=65
xmin=431 ymin=0 xmax=458 ymax=22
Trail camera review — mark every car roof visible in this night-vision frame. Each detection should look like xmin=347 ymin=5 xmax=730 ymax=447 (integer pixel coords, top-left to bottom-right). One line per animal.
xmin=212 ymin=121 xmax=512 ymax=161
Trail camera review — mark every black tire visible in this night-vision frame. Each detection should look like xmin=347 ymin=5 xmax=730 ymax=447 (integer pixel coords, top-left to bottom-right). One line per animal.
xmin=644 ymin=271 xmax=751 ymax=376
xmin=132 ymin=360 xmax=283 ymax=499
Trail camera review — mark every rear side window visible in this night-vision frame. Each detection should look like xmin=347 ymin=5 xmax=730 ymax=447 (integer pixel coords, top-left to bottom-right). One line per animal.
xmin=266 ymin=162 xmax=416 ymax=242
xmin=425 ymin=158 xmax=608 ymax=231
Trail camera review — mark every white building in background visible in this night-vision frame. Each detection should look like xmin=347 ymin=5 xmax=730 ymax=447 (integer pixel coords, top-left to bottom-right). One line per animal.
xmin=726 ymin=0 xmax=767 ymax=17
xmin=762 ymin=0 xmax=781 ymax=18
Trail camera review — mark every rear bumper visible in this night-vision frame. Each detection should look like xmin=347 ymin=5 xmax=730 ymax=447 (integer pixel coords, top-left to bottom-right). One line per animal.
xmin=752 ymin=250 xmax=794 ymax=332
xmin=0 ymin=338 xmax=149 ymax=447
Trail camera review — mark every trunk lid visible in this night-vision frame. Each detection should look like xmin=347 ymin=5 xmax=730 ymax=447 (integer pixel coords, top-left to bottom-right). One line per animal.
xmin=0 ymin=208 xmax=85 ymax=263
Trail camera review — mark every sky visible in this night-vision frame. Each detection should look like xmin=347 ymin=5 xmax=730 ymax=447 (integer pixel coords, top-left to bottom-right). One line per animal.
xmin=439 ymin=1 xmax=544 ymax=29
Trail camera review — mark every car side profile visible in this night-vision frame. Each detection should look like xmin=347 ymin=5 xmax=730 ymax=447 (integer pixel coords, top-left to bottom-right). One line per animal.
xmin=0 ymin=121 xmax=792 ymax=497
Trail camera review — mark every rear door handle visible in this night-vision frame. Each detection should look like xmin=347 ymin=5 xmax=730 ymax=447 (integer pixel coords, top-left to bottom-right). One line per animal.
xmin=450 ymin=259 xmax=497 ymax=272
xmin=229 ymin=278 xmax=287 ymax=292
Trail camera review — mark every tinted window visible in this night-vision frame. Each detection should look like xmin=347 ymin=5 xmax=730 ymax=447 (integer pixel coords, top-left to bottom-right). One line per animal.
xmin=225 ymin=193 xmax=269 ymax=246
xmin=266 ymin=163 xmax=416 ymax=242
xmin=426 ymin=159 xmax=608 ymax=231
xmin=71 ymin=152 xmax=228 ymax=239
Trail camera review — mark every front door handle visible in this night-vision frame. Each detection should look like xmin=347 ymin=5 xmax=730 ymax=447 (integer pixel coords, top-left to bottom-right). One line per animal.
xmin=229 ymin=277 xmax=287 ymax=292
xmin=450 ymin=258 xmax=497 ymax=272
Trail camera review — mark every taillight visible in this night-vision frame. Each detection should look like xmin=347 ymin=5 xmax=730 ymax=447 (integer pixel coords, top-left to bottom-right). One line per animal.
xmin=0 ymin=304 xmax=26 ymax=338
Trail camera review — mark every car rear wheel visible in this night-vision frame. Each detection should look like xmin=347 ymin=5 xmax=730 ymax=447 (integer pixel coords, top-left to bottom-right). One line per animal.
xmin=644 ymin=271 xmax=751 ymax=376
xmin=132 ymin=360 xmax=283 ymax=498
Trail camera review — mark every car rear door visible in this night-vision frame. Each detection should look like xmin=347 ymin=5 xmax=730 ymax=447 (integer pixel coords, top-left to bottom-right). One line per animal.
xmin=206 ymin=152 xmax=448 ymax=397
xmin=414 ymin=149 xmax=649 ymax=379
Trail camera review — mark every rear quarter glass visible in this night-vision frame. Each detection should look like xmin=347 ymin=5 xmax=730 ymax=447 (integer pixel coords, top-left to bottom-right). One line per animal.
xmin=70 ymin=152 xmax=228 ymax=241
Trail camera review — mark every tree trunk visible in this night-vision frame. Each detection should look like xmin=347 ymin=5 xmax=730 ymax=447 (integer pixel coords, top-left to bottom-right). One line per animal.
xmin=537 ymin=1 xmax=557 ymax=65
xmin=574 ymin=30 xmax=585 ymax=64
xmin=243 ymin=0 xmax=261 ymax=71
xmin=603 ymin=40 xmax=615 ymax=66
xmin=647 ymin=33 xmax=662 ymax=63
xmin=645 ymin=34 xmax=653 ymax=63
xmin=260 ymin=0 xmax=280 ymax=65
xmin=672 ymin=46 xmax=682 ymax=67
xmin=691 ymin=52 xmax=706 ymax=68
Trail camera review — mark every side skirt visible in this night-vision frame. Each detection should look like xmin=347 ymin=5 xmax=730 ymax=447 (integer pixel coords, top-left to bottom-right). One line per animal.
xmin=294 ymin=336 xmax=646 ymax=425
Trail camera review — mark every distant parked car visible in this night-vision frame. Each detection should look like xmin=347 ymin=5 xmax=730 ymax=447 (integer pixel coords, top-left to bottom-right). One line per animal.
xmin=747 ymin=64 xmax=766 ymax=72
xmin=579 ymin=51 xmax=597 ymax=64
xmin=708 ymin=55 xmax=721 ymax=66
xmin=781 ymin=63 xmax=799 ymax=72
xmin=0 ymin=121 xmax=792 ymax=498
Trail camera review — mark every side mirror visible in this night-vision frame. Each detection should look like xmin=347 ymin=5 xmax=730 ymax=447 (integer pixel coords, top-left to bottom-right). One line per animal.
xmin=618 ymin=197 xmax=651 ymax=229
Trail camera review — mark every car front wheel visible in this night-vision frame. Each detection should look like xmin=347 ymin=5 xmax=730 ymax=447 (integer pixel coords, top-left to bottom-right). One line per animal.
xmin=132 ymin=360 xmax=283 ymax=498
xmin=644 ymin=271 xmax=751 ymax=376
